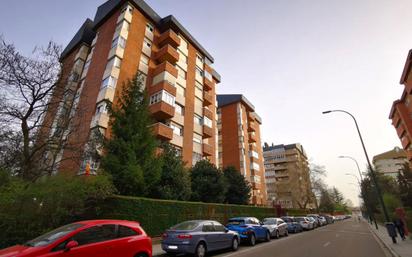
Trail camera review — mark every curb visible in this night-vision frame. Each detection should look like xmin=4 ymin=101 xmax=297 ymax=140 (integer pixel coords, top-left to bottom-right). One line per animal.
xmin=367 ymin=223 xmax=399 ymax=257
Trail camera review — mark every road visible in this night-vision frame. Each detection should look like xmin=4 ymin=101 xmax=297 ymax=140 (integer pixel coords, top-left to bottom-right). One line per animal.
xmin=154 ymin=219 xmax=390 ymax=257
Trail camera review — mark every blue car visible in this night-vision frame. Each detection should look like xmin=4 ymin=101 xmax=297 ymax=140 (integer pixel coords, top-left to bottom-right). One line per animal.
xmin=226 ymin=217 xmax=270 ymax=246
xmin=281 ymin=216 xmax=303 ymax=233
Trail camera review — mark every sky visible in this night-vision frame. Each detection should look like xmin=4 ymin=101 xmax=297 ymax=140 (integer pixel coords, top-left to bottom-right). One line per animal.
xmin=1 ymin=0 xmax=411 ymax=206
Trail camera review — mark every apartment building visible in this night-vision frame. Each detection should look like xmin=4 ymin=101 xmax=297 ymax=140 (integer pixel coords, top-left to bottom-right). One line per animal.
xmin=373 ymin=147 xmax=408 ymax=179
xmin=216 ymin=94 xmax=267 ymax=206
xmin=41 ymin=0 xmax=221 ymax=174
xmin=390 ymin=50 xmax=412 ymax=165
xmin=263 ymin=143 xmax=315 ymax=209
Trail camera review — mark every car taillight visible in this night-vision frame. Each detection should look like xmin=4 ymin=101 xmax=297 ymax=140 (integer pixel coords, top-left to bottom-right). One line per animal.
xmin=303 ymin=221 xmax=308 ymax=224
xmin=177 ymin=234 xmax=192 ymax=239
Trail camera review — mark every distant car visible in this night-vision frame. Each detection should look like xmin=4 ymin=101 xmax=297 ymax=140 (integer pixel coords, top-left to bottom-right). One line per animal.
xmin=321 ymin=215 xmax=334 ymax=224
xmin=0 ymin=220 xmax=152 ymax=257
xmin=281 ymin=216 xmax=303 ymax=233
xmin=262 ymin=218 xmax=288 ymax=238
xmin=161 ymin=220 xmax=239 ymax=257
xmin=226 ymin=217 xmax=270 ymax=246
xmin=295 ymin=217 xmax=314 ymax=230
xmin=318 ymin=216 xmax=327 ymax=226
xmin=307 ymin=214 xmax=322 ymax=227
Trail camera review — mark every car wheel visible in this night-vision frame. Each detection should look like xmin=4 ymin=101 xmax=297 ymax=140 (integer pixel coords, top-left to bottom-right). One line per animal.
xmin=265 ymin=231 xmax=271 ymax=242
xmin=275 ymin=230 xmax=280 ymax=239
xmin=194 ymin=242 xmax=206 ymax=257
xmin=249 ymin=233 xmax=256 ymax=246
xmin=135 ymin=254 xmax=148 ymax=257
xmin=232 ymin=237 xmax=239 ymax=251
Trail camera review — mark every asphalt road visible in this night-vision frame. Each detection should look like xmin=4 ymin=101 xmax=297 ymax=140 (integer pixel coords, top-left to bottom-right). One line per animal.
xmin=154 ymin=219 xmax=390 ymax=257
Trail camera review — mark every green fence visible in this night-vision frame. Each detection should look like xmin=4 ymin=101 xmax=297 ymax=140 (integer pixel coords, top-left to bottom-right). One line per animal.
xmin=97 ymin=195 xmax=308 ymax=236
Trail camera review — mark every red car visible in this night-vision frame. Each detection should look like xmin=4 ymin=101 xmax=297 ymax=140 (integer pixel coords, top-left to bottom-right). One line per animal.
xmin=0 ymin=220 xmax=152 ymax=257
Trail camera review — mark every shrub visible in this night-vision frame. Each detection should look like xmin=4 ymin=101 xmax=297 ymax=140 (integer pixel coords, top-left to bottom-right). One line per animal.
xmin=0 ymin=173 xmax=114 ymax=248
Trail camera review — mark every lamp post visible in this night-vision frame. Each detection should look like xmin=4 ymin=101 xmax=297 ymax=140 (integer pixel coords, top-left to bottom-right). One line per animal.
xmin=339 ymin=155 xmax=363 ymax=180
xmin=322 ymin=110 xmax=390 ymax=224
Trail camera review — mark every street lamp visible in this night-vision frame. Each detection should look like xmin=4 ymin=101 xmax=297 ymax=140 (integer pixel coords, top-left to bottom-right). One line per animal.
xmin=339 ymin=155 xmax=363 ymax=180
xmin=345 ymin=173 xmax=361 ymax=184
xmin=322 ymin=109 xmax=390 ymax=224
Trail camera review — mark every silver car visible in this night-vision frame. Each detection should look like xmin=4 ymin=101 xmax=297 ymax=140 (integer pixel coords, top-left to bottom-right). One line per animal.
xmin=295 ymin=217 xmax=314 ymax=230
xmin=161 ymin=220 xmax=240 ymax=257
xmin=262 ymin=218 xmax=289 ymax=238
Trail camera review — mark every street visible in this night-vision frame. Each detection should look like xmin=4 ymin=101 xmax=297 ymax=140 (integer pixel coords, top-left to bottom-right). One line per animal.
xmin=154 ymin=219 xmax=390 ymax=257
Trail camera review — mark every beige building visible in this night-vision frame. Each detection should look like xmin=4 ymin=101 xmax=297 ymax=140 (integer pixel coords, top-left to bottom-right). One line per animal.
xmin=373 ymin=147 xmax=408 ymax=179
xmin=263 ymin=143 xmax=315 ymax=209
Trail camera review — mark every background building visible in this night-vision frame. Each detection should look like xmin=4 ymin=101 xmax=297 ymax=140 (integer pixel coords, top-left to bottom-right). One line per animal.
xmin=263 ymin=143 xmax=315 ymax=209
xmin=217 ymin=94 xmax=267 ymax=206
xmin=389 ymin=49 xmax=412 ymax=165
xmin=41 ymin=0 xmax=221 ymax=174
xmin=373 ymin=147 xmax=408 ymax=179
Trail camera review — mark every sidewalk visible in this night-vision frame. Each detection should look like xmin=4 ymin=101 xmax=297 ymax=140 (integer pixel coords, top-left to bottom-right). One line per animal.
xmin=368 ymin=222 xmax=412 ymax=257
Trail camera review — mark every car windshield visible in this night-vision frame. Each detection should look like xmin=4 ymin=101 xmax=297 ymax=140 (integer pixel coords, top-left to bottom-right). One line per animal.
xmin=262 ymin=219 xmax=275 ymax=225
xmin=295 ymin=217 xmax=305 ymax=222
xmin=25 ymin=223 xmax=84 ymax=247
xmin=171 ymin=221 xmax=200 ymax=231
xmin=282 ymin=217 xmax=292 ymax=222
xmin=227 ymin=219 xmax=245 ymax=225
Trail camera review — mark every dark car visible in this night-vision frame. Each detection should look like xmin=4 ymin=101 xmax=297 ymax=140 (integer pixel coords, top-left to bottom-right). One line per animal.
xmin=161 ymin=220 xmax=239 ymax=257
xmin=0 ymin=220 xmax=152 ymax=257
xmin=225 ymin=217 xmax=270 ymax=246
xmin=281 ymin=216 xmax=303 ymax=233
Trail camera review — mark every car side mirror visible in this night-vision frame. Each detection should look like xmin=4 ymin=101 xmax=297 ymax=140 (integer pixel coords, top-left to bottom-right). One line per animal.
xmin=224 ymin=228 xmax=229 ymax=233
xmin=64 ymin=240 xmax=78 ymax=252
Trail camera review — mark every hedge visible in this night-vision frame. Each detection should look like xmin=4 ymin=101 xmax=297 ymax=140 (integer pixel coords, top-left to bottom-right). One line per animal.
xmin=97 ymin=195 xmax=308 ymax=236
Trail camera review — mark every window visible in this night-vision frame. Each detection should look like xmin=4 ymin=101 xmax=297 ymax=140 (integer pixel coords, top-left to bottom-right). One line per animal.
xmin=83 ymin=59 xmax=91 ymax=70
xmin=143 ymin=38 xmax=152 ymax=48
xmin=192 ymin=152 xmax=202 ymax=165
xmin=175 ymin=103 xmax=184 ymax=115
xmin=196 ymin=54 xmax=204 ymax=64
xmin=195 ymin=67 xmax=204 ymax=77
xmin=118 ymin=225 xmax=138 ymax=238
xmin=204 ymin=70 xmax=212 ymax=81
xmin=115 ymin=21 xmax=129 ymax=33
xmin=149 ymin=90 xmax=175 ymax=106
xmin=113 ymin=57 xmax=122 ymax=68
xmin=140 ymin=54 xmax=149 ymax=65
xmin=111 ymin=36 xmax=126 ymax=49
xmin=121 ymin=5 xmax=133 ymax=14
xmin=72 ymin=225 xmax=116 ymax=246
xmin=101 ymin=76 xmax=118 ymax=89
xmin=28 ymin=223 xmax=84 ymax=248
xmin=177 ymin=66 xmax=186 ymax=80
xmin=146 ymin=23 xmax=154 ymax=33
xmin=176 ymin=83 xmax=185 ymax=96
xmin=202 ymin=223 xmax=214 ymax=232
xmin=203 ymin=117 xmax=212 ymax=128
xmin=170 ymin=123 xmax=183 ymax=136
xmin=96 ymin=102 xmax=108 ymax=115
xmin=194 ymin=114 xmax=202 ymax=125
xmin=213 ymin=222 xmax=226 ymax=232
xmin=195 ymin=81 xmax=203 ymax=90
xmin=178 ymin=49 xmax=187 ymax=63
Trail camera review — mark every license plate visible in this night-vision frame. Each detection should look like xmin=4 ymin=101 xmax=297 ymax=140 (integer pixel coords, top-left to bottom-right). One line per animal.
xmin=168 ymin=245 xmax=178 ymax=250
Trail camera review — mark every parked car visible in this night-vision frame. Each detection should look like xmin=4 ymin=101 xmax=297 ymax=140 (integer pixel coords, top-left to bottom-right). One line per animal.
xmin=307 ymin=214 xmax=322 ymax=227
xmin=161 ymin=220 xmax=239 ymax=257
xmin=318 ymin=216 xmax=327 ymax=226
xmin=307 ymin=217 xmax=317 ymax=229
xmin=0 ymin=220 xmax=152 ymax=257
xmin=295 ymin=217 xmax=314 ymax=230
xmin=281 ymin=216 xmax=303 ymax=233
xmin=262 ymin=218 xmax=288 ymax=238
xmin=226 ymin=217 xmax=270 ymax=246
xmin=321 ymin=215 xmax=334 ymax=224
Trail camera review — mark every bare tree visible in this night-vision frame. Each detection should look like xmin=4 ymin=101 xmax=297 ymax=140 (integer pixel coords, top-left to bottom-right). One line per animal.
xmin=0 ymin=37 xmax=89 ymax=180
xmin=309 ymin=162 xmax=328 ymax=209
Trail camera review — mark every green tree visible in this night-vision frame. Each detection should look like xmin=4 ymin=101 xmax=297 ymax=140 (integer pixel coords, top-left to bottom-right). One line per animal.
xmin=223 ymin=166 xmax=251 ymax=205
xmin=330 ymin=187 xmax=344 ymax=205
xmin=190 ymin=160 xmax=226 ymax=203
xmin=101 ymin=72 xmax=161 ymax=196
xmin=318 ymin=188 xmax=334 ymax=213
xmin=151 ymin=143 xmax=191 ymax=200
xmin=398 ymin=164 xmax=412 ymax=208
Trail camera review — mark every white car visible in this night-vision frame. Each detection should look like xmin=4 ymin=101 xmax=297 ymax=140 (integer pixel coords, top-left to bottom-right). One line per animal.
xmin=318 ymin=216 xmax=327 ymax=226
xmin=262 ymin=218 xmax=289 ymax=238
xmin=295 ymin=217 xmax=314 ymax=230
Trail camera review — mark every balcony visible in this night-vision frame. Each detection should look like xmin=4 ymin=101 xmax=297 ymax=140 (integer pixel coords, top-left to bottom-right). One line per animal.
xmin=248 ymin=121 xmax=256 ymax=132
xmin=149 ymin=102 xmax=175 ymax=120
xmin=203 ymin=125 xmax=213 ymax=139
xmin=152 ymin=61 xmax=178 ymax=78
xmin=157 ymin=29 xmax=180 ymax=48
xmin=203 ymin=77 xmax=214 ymax=91
xmin=250 ymin=156 xmax=259 ymax=164
xmin=90 ymin=112 xmax=109 ymax=129
xmin=148 ymin=81 xmax=176 ymax=97
xmin=151 ymin=122 xmax=173 ymax=141
xmin=203 ymin=143 xmax=213 ymax=156
xmin=154 ymin=45 xmax=179 ymax=64
xmin=249 ymin=133 xmax=257 ymax=143
xmin=203 ymin=107 xmax=213 ymax=120
xmin=203 ymin=91 xmax=213 ymax=106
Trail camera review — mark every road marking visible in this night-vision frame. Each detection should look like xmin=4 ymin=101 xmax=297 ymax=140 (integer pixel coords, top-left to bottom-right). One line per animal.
xmin=323 ymin=242 xmax=331 ymax=247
